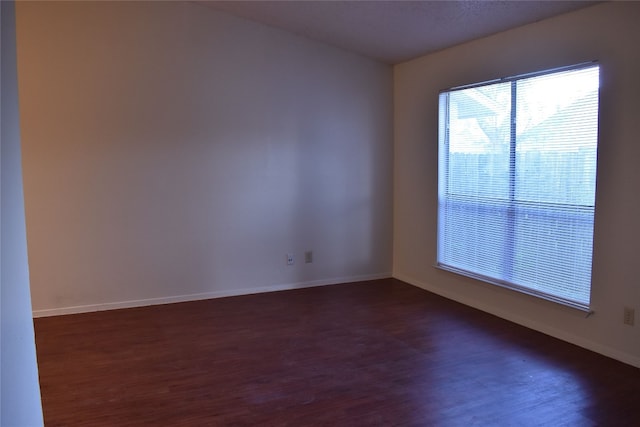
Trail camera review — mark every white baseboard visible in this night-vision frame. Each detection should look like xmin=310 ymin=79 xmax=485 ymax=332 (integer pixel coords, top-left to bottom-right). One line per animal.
xmin=32 ymin=272 xmax=392 ymax=318
xmin=393 ymin=273 xmax=640 ymax=369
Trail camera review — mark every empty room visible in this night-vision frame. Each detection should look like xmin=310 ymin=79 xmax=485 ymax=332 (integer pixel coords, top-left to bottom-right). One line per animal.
xmin=2 ymin=1 xmax=639 ymax=425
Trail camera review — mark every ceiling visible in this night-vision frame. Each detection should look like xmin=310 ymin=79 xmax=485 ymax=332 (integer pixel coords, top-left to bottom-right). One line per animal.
xmin=199 ymin=1 xmax=598 ymax=64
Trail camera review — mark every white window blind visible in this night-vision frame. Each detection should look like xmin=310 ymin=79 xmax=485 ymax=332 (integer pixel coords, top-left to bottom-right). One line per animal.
xmin=437 ymin=63 xmax=600 ymax=310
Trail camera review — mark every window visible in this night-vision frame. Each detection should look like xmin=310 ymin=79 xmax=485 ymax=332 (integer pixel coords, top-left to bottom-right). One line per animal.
xmin=437 ymin=63 xmax=599 ymax=310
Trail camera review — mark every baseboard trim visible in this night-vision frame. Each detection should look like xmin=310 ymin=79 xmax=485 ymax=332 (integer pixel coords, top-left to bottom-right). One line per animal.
xmin=393 ymin=273 xmax=640 ymax=369
xmin=32 ymin=272 xmax=392 ymax=318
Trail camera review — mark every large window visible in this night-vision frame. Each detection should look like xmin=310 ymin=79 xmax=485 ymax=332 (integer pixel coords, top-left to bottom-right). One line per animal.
xmin=437 ymin=63 xmax=599 ymax=310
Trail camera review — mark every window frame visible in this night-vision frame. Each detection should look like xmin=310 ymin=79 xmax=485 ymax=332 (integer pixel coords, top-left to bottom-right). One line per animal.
xmin=436 ymin=61 xmax=600 ymax=312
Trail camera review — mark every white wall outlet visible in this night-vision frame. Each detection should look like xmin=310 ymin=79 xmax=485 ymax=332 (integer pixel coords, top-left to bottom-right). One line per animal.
xmin=287 ymin=253 xmax=294 ymax=265
xmin=304 ymin=251 xmax=313 ymax=264
xmin=623 ymin=307 xmax=635 ymax=326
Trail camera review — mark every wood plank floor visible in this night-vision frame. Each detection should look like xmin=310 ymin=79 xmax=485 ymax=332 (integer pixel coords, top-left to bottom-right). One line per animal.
xmin=34 ymin=279 xmax=640 ymax=426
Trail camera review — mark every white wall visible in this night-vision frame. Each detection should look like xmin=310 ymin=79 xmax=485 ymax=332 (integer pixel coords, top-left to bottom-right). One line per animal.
xmin=394 ymin=2 xmax=640 ymax=367
xmin=0 ymin=1 xmax=44 ymax=425
xmin=16 ymin=1 xmax=393 ymax=316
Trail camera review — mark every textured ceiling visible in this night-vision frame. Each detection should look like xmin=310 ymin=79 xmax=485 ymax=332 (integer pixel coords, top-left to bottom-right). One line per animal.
xmin=199 ymin=1 xmax=598 ymax=64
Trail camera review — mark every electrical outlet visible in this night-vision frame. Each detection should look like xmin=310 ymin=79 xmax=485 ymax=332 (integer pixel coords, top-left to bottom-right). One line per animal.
xmin=287 ymin=253 xmax=294 ymax=266
xmin=304 ymin=251 xmax=313 ymax=264
xmin=623 ymin=307 xmax=635 ymax=326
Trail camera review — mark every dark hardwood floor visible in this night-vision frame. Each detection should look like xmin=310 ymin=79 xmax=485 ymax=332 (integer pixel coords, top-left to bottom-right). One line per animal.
xmin=34 ymin=279 xmax=639 ymax=426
